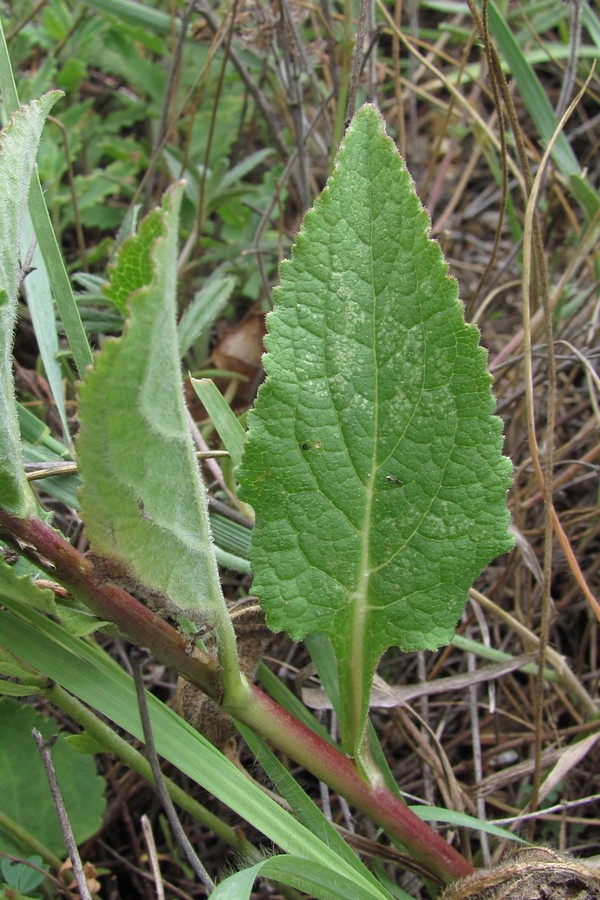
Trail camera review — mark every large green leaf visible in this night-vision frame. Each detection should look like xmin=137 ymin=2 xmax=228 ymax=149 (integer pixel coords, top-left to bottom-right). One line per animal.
xmin=238 ymin=105 xmax=513 ymax=761
xmin=0 ymin=92 xmax=60 ymax=517
xmin=77 ymin=186 xmax=235 ymax=657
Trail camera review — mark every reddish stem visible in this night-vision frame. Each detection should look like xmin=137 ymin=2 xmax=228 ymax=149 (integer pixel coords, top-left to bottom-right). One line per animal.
xmin=0 ymin=511 xmax=473 ymax=884
xmin=244 ymin=685 xmax=473 ymax=883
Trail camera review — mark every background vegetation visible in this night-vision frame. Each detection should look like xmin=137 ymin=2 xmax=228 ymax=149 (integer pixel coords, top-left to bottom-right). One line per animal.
xmin=1 ymin=0 xmax=599 ymax=897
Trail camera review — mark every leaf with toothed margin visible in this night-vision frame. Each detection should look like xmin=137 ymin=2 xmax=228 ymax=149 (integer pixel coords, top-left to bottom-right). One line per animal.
xmin=238 ymin=105 xmax=514 ymax=764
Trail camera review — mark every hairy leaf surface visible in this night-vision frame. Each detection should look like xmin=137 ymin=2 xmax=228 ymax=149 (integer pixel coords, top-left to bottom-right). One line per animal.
xmin=239 ymin=105 xmax=513 ymax=756
xmin=78 ymin=185 xmax=227 ymax=628
xmin=0 ymin=93 xmax=60 ymax=516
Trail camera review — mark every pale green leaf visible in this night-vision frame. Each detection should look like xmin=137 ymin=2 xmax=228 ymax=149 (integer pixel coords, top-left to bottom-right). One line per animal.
xmin=63 ymin=733 xmax=106 ymax=754
xmin=77 ymin=185 xmax=232 ymax=638
xmin=0 ymin=92 xmax=60 ymax=517
xmin=0 ymin=681 xmax=41 ymax=697
xmin=238 ymin=105 xmax=514 ymax=756
xmin=81 ymin=0 xmax=180 ymax=35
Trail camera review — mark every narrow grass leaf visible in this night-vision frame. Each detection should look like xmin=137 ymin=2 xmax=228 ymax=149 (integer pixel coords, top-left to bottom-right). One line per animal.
xmin=209 ymin=513 xmax=251 ymax=560
xmin=213 ymin=546 xmax=252 ymax=574
xmin=371 ymin=864 xmax=418 ymax=899
xmin=238 ymin=724 xmax=383 ymax=888
xmin=211 ymin=855 xmax=389 ymax=900
xmin=409 ymin=806 xmax=526 ymax=843
xmin=537 ymin=733 xmax=600 ymax=804
xmin=28 ymin=176 xmax=94 ymax=378
xmin=239 ymin=105 xmax=514 ymax=758
xmin=192 ymin=378 xmax=246 ymax=468
xmin=81 ymin=0 xmax=179 ymax=35
xmin=20 ymin=217 xmax=71 ymax=442
xmin=581 ymin=3 xmax=600 ymax=48
xmin=485 ymin=0 xmax=599 ymax=216
xmin=256 ymin=661 xmax=335 ymax=744
xmin=485 ymin=0 xmax=579 ymax=178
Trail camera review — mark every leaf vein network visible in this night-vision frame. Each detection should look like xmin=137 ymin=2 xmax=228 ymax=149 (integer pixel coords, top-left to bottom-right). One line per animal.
xmin=368 ymin=414 xmax=460 ymax=575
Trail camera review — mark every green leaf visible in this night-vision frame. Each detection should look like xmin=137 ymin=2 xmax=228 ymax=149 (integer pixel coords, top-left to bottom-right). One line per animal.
xmin=20 ymin=216 xmax=72 ymax=442
xmin=409 ymin=806 xmax=526 ymax=844
xmin=81 ymin=0 xmax=180 ymax=36
xmin=1 ymin=856 xmax=48 ymax=894
xmin=484 ymin=0 xmax=599 ymax=217
xmin=178 ymin=276 xmax=236 ymax=357
xmin=0 ymin=681 xmax=43 ymax=698
xmin=0 ymin=92 xmax=60 ymax=517
xmin=238 ymin=724 xmax=383 ymax=890
xmin=238 ymin=105 xmax=514 ymax=761
xmin=211 ymin=854 xmax=388 ymax=900
xmin=0 ymin=699 xmax=105 ymax=858
xmin=101 ymin=204 xmax=165 ymax=314
xmin=0 ymin=559 xmax=56 ymax=615
xmin=77 ymin=186 xmax=235 ymax=658
xmin=63 ymin=732 xmax=106 ymax=755
xmin=191 ymin=378 xmax=246 ymax=468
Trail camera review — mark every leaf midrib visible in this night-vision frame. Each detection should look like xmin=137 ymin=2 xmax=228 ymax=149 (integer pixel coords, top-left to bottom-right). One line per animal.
xmin=346 ymin=178 xmax=379 ymax=742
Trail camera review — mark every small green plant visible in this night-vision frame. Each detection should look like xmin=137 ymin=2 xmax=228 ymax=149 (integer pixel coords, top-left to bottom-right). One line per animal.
xmin=0 ymin=89 xmax=517 ymax=897
xmin=0 ymin=855 xmax=49 ymax=900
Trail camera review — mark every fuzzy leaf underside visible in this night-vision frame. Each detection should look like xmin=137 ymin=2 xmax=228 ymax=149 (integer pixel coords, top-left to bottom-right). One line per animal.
xmin=238 ymin=105 xmax=513 ymax=750
xmin=77 ymin=185 xmax=224 ymax=623
xmin=0 ymin=93 xmax=60 ymax=517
